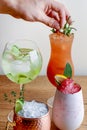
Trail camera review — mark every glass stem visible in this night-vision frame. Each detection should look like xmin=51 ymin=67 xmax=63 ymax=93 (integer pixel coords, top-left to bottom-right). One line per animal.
xmin=20 ymin=84 xmax=24 ymax=101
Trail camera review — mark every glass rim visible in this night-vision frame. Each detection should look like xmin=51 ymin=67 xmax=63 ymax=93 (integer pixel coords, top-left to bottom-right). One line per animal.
xmin=8 ymin=102 xmax=49 ymax=122
xmin=5 ymin=39 xmax=39 ymax=48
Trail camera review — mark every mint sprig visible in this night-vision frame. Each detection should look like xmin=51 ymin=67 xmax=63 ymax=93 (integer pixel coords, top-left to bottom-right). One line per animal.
xmin=51 ymin=16 xmax=76 ymax=36
xmin=61 ymin=16 xmax=76 ymax=36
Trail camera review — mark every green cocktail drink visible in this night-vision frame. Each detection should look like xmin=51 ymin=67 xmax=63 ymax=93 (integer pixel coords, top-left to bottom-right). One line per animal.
xmin=2 ymin=42 xmax=42 ymax=84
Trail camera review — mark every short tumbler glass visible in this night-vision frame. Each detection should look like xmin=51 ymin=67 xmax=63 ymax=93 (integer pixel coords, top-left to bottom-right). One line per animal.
xmin=52 ymin=88 xmax=84 ymax=130
xmin=6 ymin=101 xmax=51 ymax=130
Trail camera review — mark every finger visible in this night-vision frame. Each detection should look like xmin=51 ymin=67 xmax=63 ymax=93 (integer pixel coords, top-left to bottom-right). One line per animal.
xmin=50 ymin=3 xmax=66 ymax=28
xmin=50 ymin=1 xmax=71 ymax=27
xmin=58 ymin=9 xmax=66 ymax=28
xmin=38 ymin=13 xmax=60 ymax=30
xmin=65 ymin=8 xmax=72 ymax=24
xmin=48 ymin=10 xmax=60 ymax=21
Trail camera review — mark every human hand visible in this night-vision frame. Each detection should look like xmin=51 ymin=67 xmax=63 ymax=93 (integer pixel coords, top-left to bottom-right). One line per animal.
xmin=0 ymin=0 xmax=72 ymax=30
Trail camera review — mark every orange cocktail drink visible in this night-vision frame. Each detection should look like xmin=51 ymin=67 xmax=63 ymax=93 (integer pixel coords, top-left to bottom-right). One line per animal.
xmin=47 ymin=32 xmax=74 ymax=87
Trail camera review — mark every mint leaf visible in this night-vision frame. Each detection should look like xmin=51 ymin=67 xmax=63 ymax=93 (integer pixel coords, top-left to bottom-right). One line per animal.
xmin=64 ymin=63 xmax=72 ymax=78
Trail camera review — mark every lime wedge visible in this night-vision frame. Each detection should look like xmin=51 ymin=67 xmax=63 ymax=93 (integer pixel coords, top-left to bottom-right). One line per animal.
xmin=15 ymin=99 xmax=24 ymax=113
xmin=55 ymin=74 xmax=67 ymax=85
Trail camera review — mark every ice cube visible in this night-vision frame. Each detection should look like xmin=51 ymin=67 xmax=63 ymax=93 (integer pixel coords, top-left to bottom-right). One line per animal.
xmin=11 ymin=60 xmax=30 ymax=73
xmin=29 ymin=50 xmax=38 ymax=62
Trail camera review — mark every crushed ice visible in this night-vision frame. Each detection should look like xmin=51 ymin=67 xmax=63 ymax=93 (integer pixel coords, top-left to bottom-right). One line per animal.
xmin=18 ymin=100 xmax=48 ymax=118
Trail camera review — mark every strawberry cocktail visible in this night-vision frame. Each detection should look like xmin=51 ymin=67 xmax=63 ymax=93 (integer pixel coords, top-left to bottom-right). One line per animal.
xmin=52 ymin=77 xmax=84 ymax=130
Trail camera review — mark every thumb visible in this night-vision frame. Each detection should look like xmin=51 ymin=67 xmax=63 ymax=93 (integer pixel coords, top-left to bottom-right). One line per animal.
xmin=39 ymin=13 xmax=60 ymax=30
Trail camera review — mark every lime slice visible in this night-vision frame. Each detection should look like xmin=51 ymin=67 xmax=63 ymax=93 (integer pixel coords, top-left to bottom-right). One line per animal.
xmin=55 ymin=74 xmax=67 ymax=85
xmin=15 ymin=99 xmax=24 ymax=113
xmin=10 ymin=45 xmax=33 ymax=60
xmin=11 ymin=45 xmax=20 ymax=57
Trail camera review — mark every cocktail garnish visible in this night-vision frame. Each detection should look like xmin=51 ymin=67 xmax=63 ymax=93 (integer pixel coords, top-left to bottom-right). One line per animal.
xmin=51 ymin=16 xmax=76 ymax=36
xmin=55 ymin=74 xmax=67 ymax=85
xmin=10 ymin=45 xmax=33 ymax=60
xmin=15 ymin=98 xmax=24 ymax=113
xmin=57 ymin=78 xmax=81 ymax=94
xmin=11 ymin=45 xmax=20 ymax=57
xmin=60 ymin=16 xmax=76 ymax=36
xmin=55 ymin=62 xmax=72 ymax=85
xmin=64 ymin=62 xmax=72 ymax=78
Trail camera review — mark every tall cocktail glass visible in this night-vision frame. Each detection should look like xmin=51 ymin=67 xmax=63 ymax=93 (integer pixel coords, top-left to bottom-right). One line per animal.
xmin=47 ymin=32 xmax=74 ymax=107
